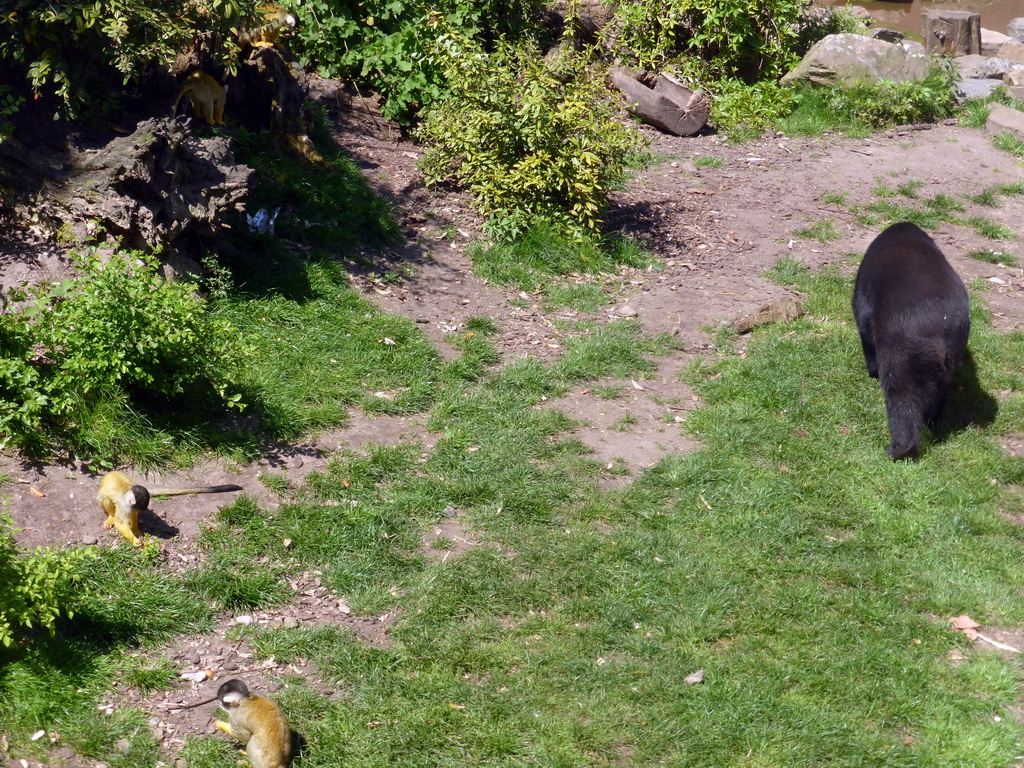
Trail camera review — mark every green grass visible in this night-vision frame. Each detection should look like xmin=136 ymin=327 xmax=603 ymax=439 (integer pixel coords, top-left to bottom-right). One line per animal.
xmin=693 ymin=155 xmax=723 ymax=168
xmin=7 ymin=257 xmax=1024 ymax=766
xmin=963 ymin=216 xmax=1018 ymax=240
xmin=967 ymin=248 xmax=1017 ymax=266
xmin=793 ymin=218 xmax=841 ymax=242
xmin=468 ymin=223 xmax=658 ymax=306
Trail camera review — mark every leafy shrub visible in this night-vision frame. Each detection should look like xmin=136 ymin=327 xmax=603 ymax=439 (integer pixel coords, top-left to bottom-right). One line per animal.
xmin=606 ymin=0 xmax=858 ymax=130
xmin=786 ymin=64 xmax=957 ymax=132
xmin=416 ymin=40 xmax=645 ymax=241
xmin=609 ymin=0 xmax=828 ymax=79
xmin=0 ymin=248 xmax=246 ymax=451
xmin=0 ymin=511 xmax=93 ymax=647
xmin=291 ymin=0 xmax=543 ymax=122
xmin=0 ymin=0 xmax=256 ymax=122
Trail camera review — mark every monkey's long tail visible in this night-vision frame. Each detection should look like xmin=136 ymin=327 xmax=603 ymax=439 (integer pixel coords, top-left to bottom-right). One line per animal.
xmin=148 ymin=485 xmax=243 ymax=496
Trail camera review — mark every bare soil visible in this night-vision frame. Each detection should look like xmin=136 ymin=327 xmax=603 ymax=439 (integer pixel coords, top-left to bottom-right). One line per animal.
xmin=3 ymin=79 xmax=1024 ymax=765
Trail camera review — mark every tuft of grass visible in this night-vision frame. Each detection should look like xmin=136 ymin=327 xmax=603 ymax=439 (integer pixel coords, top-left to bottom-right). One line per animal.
xmin=793 ymin=218 xmax=841 ymax=243
xmin=963 ymin=216 xmax=1018 ymax=240
xmin=694 ymin=155 xmax=724 ymax=168
xmin=469 ymin=223 xmax=656 ymax=292
xmin=966 ymin=249 xmax=1016 ymax=266
xmin=993 ymin=131 xmax=1024 ymax=158
xmin=896 ymin=179 xmax=924 ymax=198
xmin=820 ymin=191 xmax=848 ymax=206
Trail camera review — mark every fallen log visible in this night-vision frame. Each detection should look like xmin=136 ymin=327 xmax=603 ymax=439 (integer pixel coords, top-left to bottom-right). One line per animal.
xmin=610 ymin=68 xmax=709 ymax=136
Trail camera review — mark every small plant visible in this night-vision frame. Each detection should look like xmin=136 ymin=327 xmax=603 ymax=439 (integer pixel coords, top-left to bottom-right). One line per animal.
xmin=0 ymin=511 xmax=93 ymax=647
xmin=612 ymin=413 xmax=640 ymax=431
xmin=896 ymin=180 xmax=923 ymax=198
xmin=417 ymin=38 xmax=646 ymax=240
xmin=993 ymin=131 xmax=1024 ymax=158
xmin=969 ymin=188 xmax=1000 ymax=207
xmin=694 ymin=155 xmax=724 ymax=168
xmin=593 ymin=384 xmax=625 ymax=399
xmin=794 ymin=218 xmax=841 ymax=243
xmin=925 ymin=194 xmax=964 ymax=215
xmin=0 ymin=248 xmax=246 ymax=454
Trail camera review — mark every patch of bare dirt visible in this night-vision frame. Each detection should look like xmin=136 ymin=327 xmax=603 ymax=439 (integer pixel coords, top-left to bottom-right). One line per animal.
xmin=4 ymin=76 xmax=1024 ymax=764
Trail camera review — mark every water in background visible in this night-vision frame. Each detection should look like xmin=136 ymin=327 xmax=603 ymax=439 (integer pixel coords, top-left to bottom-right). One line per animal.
xmin=820 ymin=1 xmax=1024 ymax=39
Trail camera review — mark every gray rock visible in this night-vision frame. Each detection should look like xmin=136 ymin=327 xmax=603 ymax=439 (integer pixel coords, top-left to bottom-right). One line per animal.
xmin=986 ymin=102 xmax=1024 ymax=141
xmin=956 ymin=78 xmax=1005 ymax=101
xmin=999 ymin=40 xmax=1024 ymax=64
xmin=781 ymin=34 xmax=931 ymax=88
xmin=955 ymin=55 xmax=1024 ymax=80
xmin=1008 ymin=17 xmax=1024 ymax=43
xmin=870 ymin=28 xmax=904 ymax=44
xmin=982 ymin=28 xmax=1013 ymax=56
xmin=81 ymin=535 xmax=99 ymax=545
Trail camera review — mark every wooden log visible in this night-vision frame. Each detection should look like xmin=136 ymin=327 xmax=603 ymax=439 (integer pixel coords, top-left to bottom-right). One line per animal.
xmin=923 ymin=10 xmax=981 ymax=56
xmin=610 ymin=68 xmax=709 ymax=136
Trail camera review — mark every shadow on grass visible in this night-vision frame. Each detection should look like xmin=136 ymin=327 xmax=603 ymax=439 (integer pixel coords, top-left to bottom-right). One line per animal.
xmin=932 ymin=348 xmax=998 ymax=446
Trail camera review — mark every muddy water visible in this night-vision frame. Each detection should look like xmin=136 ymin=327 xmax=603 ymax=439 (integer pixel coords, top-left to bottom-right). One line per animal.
xmin=821 ymin=1 xmax=1024 ymax=39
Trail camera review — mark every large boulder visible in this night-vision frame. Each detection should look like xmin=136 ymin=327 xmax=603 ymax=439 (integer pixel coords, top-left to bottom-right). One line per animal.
xmin=998 ymin=40 xmax=1024 ymax=64
xmin=780 ymin=34 xmax=930 ymax=88
xmin=955 ymin=54 xmax=1024 ymax=80
xmin=987 ymin=102 xmax=1024 ymax=141
xmin=1009 ymin=17 xmax=1024 ymax=43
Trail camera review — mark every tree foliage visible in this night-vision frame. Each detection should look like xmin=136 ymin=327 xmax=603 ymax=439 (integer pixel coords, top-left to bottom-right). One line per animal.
xmin=0 ymin=0 xmax=257 ymax=122
xmin=289 ymin=0 xmax=543 ymax=122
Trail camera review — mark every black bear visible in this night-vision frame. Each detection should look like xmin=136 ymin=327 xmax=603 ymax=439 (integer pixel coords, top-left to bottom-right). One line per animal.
xmin=852 ymin=222 xmax=970 ymax=460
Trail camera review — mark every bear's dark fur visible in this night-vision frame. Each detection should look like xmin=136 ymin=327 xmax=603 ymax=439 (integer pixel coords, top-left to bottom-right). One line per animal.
xmin=852 ymin=222 xmax=970 ymax=460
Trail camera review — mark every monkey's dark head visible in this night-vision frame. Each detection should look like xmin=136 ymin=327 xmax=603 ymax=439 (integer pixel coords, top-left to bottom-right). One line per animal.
xmin=217 ymin=679 xmax=251 ymax=708
xmin=129 ymin=485 xmax=151 ymax=511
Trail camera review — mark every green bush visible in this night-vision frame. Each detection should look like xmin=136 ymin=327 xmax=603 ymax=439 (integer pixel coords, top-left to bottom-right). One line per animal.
xmin=0 ymin=0 xmax=256 ymax=122
xmin=416 ymin=40 xmax=645 ymax=241
xmin=605 ymin=0 xmax=859 ymax=130
xmin=291 ymin=0 xmax=542 ymax=122
xmin=0 ymin=512 xmax=93 ymax=648
xmin=787 ymin=63 xmax=957 ymax=132
xmin=0 ymin=248 xmax=246 ymax=450
xmin=608 ymin=0 xmax=832 ymax=79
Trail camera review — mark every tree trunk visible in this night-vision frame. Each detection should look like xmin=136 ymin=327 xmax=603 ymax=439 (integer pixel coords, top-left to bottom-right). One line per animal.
xmin=923 ymin=10 xmax=981 ymax=56
xmin=1 ymin=117 xmax=251 ymax=262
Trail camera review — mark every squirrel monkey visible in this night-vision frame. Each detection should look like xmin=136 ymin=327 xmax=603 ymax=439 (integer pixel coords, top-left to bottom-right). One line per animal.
xmin=171 ymin=71 xmax=227 ymax=126
xmin=237 ymin=4 xmax=298 ymax=49
xmin=215 ymin=679 xmax=293 ymax=768
xmin=97 ymin=470 xmax=243 ymax=547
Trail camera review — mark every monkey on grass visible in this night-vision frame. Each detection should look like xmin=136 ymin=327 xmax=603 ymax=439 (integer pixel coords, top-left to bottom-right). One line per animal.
xmin=97 ymin=471 xmax=243 ymax=547
xmin=215 ymin=679 xmax=293 ymax=768
xmin=171 ymin=71 xmax=228 ymax=126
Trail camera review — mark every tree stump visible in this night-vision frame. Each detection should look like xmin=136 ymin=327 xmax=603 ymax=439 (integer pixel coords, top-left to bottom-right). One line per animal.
xmin=923 ymin=10 xmax=981 ymax=56
xmin=610 ymin=69 xmax=709 ymax=136
xmin=1 ymin=117 xmax=251 ymax=261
